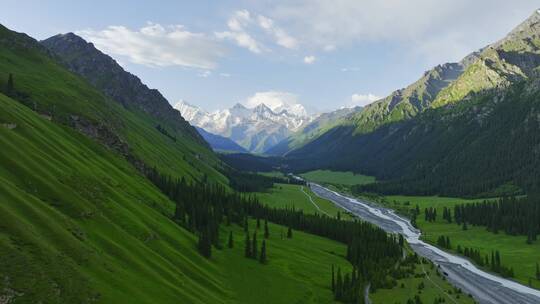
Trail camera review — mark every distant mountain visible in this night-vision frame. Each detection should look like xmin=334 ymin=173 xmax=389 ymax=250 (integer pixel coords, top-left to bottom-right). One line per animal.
xmin=266 ymin=106 xmax=361 ymax=156
xmin=195 ymin=126 xmax=247 ymax=153
xmin=175 ymin=100 xmax=316 ymax=153
xmin=286 ymin=9 xmax=540 ymax=197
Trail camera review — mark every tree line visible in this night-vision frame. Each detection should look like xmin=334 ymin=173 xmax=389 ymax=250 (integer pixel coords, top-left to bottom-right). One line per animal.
xmin=452 ymin=195 xmax=540 ymax=243
xmin=145 ymin=167 xmax=401 ymax=303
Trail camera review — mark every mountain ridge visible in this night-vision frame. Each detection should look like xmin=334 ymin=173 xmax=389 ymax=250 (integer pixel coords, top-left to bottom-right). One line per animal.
xmin=175 ymin=100 xmax=317 ymax=153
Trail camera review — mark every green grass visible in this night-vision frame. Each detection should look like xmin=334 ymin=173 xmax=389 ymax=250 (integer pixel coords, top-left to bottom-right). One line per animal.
xmin=255 ymin=183 xmax=352 ymax=219
xmin=382 ymin=195 xmax=540 ymax=289
xmin=370 ymin=257 xmax=475 ymax=304
xmin=258 ymin=171 xmax=286 ymax=178
xmin=219 ymin=219 xmax=350 ymax=304
xmin=0 ymin=93 xmax=227 ymax=303
xmin=300 ymin=170 xmax=375 ymax=186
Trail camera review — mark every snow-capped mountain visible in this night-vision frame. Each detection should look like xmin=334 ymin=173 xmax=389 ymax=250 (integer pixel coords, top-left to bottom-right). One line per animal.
xmin=175 ymin=100 xmax=316 ymax=153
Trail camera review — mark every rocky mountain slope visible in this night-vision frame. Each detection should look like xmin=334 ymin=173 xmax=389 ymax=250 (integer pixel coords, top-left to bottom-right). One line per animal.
xmin=176 ymin=100 xmax=315 ymax=153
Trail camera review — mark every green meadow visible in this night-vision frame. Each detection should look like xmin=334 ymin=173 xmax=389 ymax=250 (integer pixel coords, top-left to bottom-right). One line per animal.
xmin=300 ymin=170 xmax=375 ymax=186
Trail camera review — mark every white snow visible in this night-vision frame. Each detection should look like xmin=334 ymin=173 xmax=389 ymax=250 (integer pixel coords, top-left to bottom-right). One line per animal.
xmin=174 ymin=99 xmax=316 ymax=151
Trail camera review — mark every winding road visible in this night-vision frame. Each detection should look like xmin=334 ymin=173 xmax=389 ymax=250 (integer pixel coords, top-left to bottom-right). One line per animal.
xmin=308 ymin=182 xmax=540 ymax=304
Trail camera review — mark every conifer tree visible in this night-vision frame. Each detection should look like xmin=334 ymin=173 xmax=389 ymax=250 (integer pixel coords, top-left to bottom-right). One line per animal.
xmin=257 ymin=217 xmax=261 ymax=229
xmin=331 ymin=265 xmax=335 ymax=292
xmin=335 ymin=267 xmax=343 ymax=300
xmin=198 ymin=228 xmax=212 ymax=258
xmin=536 ymin=262 xmax=540 ymax=280
xmin=252 ymin=232 xmax=258 ymax=259
xmin=228 ymin=231 xmax=234 ymax=248
xmin=259 ymin=240 xmax=267 ymax=264
xmin=264 ymin=220 xmax=269 ymax=239
xmin=287 ymin=226 xmax=293 ymax=238
xmin=244 ymin=232 xmax=251 ymax=258
xmin=6 ymin=73 xmax=13 ymax=95
xmin=244 ymin=217 xmax=249 ymax=232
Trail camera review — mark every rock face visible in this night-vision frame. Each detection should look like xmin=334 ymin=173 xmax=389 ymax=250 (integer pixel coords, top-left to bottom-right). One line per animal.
xmin=41 ymin=33 xmax=207 ymax=147
xmin=175 ymin=100 xmax=316 ymax=153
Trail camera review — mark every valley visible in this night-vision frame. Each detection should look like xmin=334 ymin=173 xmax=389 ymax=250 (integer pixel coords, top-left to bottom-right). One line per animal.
xmin=3 ymin=4 xmax=540 ymax=304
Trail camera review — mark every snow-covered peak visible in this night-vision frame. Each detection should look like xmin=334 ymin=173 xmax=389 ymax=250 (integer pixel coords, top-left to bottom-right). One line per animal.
xmin=175 ymin=98 xmax=317 ymax=152
xmin=243 ymin=91 xmax=309 ymax=117
xmin=175 ymin=100 xmax=207 ymax=121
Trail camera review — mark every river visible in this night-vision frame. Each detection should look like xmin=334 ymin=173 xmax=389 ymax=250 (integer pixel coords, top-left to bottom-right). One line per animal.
xmin=309 ymin=183 xmax=540 ymax=304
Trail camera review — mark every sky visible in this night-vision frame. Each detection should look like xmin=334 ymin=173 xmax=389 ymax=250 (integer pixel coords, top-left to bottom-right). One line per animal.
xmin=1 ymin=0 xmax=539 ymax=113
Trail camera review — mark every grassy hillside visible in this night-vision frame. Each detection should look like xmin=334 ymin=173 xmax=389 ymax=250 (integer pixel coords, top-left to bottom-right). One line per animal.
xmin=0 ymin=24 xmax=226 ymax=185
xmin=219 ymin=219 xmax=349 ymax=304
xmin=0 ymin=93 xmax=228 ymax=303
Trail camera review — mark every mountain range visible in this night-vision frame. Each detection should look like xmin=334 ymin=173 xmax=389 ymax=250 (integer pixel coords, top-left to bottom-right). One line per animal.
xmin=175 ymin=100 xmax=316 ymax=153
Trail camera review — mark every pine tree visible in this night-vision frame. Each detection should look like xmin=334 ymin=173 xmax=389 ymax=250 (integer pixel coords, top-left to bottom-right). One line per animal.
xmin=462 ymin=221 xmax=468 ymax=231
xmin=228 ymin=231 xmax=234 ymax=248
xmin=331 ymin=265 xmax=335 ymax=292
xmin=6 ymin=73 xmax=13 ymax=95
xmin=244 ymin=232 xmax=251 ymax=258
xmin=536 ymin=262 xmax=540 ymax=280
xmin=252 ymin=232 xmax=258 ymax=259
xmin=259 ymin=240 xmax=267 ymax=264
xmin=257 ymin=217 xmax=261 ymax=229
xmin=287 ymin=226 xmax=293 ymax=238
xmin=198 ymin=228 xmax=212 ymax=258
xmin=244 ymin=217 xmax=249 ymax=232
xmin=335 ymin=267 xmax=343 ymax=300
xmin=264 ymin=220 xmax=269 ymax=239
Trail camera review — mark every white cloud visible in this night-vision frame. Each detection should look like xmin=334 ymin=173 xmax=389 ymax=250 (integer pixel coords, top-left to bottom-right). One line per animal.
xmin=349 ymin=93 xmax=381 ymax=107
xmin=198 ymin=70 xmax=212 ymax=78
xmin=341 ymin=67 xmax=360 ymax=72
xmin=257 ymin=15 xmax=298 ymax=49
xmin=78 ymin=23 xmax=225 ymax=69
xmin=243 ymin=91 xmax=307 ymax=116
xmin=303 ymin=55 xmax=316 ymax=64
xmin=266 ymin=0 xmax=539 ymax=63
xmin=217 ymin=9 xmax=298 ymax=53
xmin=216 ymin=10 xmax=265 ymax=53
xmin=244 ymin=91 xmax=298 ymax=109
xmin=219 ymin=73 xmax=231 ymax=77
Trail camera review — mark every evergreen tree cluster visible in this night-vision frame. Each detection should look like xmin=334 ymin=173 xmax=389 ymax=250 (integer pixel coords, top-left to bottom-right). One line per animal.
xmin=424 ymin=207 xmax=437 ymax=222
xmin=453 ymin=195 xmax=540 ymax=242
xmin=242 ymin=231 xmax=267 ymax=263
xmin=155 ymin=124 xmax=177 ymax=142
xmin=442 ymin=207 xmax=452 ymax=223
xmin=456 ymin=245 xmax=514 ymax=278
xmin=436 ymin=235 xmax=451 ymax=249
xmin=331 ymin=265 xmax=363 ymax=303
xmin=145 ymin=166 xmax=401 ymax=279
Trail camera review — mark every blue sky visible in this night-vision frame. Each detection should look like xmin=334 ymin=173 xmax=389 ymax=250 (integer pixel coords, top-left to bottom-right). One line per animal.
xmin=2 ymin=0 xmax=539 ymax=112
